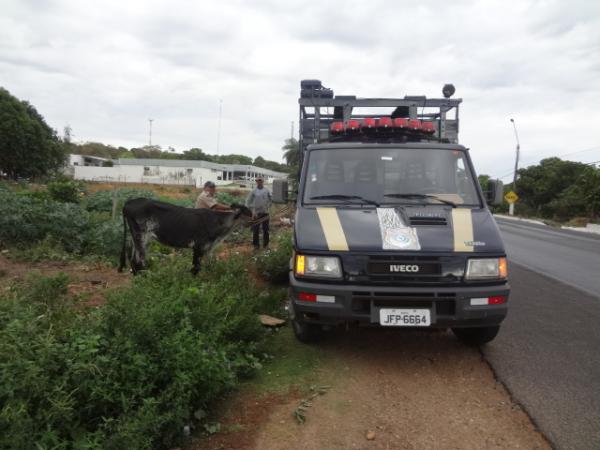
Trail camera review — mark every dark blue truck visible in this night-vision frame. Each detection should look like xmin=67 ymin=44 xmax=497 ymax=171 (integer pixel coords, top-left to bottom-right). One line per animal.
xmin=273 ymin=80 xmax=508 ymax=345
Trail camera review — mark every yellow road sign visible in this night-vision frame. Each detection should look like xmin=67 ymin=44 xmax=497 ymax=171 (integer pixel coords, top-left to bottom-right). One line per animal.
xmin=504 ymin=191 xmax=519 ymax=204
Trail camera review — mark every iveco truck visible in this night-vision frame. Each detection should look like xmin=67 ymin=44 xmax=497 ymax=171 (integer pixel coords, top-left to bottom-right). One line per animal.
xmin=272 ymin=80 xmax=508 ymax=345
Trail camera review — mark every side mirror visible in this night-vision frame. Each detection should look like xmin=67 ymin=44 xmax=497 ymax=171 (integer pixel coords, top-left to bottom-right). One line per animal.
xmin=272 ymin=179 xmax=288 ymax=204
xmin=486 ymin=179 xmax=504 ymax=206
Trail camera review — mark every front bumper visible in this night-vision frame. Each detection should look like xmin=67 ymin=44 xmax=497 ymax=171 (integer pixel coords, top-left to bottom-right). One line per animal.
xmin=289 ymin=274 xmax=509 ymax=328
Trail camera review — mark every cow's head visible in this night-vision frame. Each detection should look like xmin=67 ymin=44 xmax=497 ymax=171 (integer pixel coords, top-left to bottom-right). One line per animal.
xmin=230 ymin=203 xmax=253 ymax=223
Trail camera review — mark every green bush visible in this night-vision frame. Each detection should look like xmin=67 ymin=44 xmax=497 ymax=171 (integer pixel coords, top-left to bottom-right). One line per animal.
xmin=256 ymin=229 xmax=293 ymax=283
xmin=47 ymin=179 xmax=86 ymax=203
xmin=0 ymin=190 xmax=90 ymax=252
xmin=0 ymin=255 xmax=281 ymax=449
xmin=216 ymin=191 xmax=246 ymax=205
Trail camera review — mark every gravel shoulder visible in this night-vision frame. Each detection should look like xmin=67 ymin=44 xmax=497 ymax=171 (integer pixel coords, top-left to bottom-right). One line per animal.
xmin=197 ymin=328 xmax=550 ymax=450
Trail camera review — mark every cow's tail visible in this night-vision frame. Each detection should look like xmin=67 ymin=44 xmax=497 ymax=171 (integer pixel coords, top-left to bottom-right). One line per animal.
xmin=118 ymin=213 xmax=128 ymax=273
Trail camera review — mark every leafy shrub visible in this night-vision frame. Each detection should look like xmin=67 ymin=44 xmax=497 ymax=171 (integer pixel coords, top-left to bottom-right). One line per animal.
xmin=0 ymin=255 xmax=281 ymax=449
xmin=84 ymin=188 xmax=157 ymax=213
xmin=216 ymin=191 xmax=246 ymax=206
xmin=256 ymin=229 xmax=293 ymax=283
xmin=47 ymin=179 xmax=86 ymax=203
xmin=0 ymin=190 xmax=90 ymax=252
xmin=83 ymin=213 xmax=124 ymax=258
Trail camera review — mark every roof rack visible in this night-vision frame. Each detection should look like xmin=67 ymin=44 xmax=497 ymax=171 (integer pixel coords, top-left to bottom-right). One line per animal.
xmin=298 ymin=80 xmax=462 ymax=155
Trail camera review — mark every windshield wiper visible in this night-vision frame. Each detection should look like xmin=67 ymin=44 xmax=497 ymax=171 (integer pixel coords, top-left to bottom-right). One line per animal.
xmin=309 ymin=194 xmax=380 ymax=207
xmin=384 ymin=193 xmax=457 ymax=207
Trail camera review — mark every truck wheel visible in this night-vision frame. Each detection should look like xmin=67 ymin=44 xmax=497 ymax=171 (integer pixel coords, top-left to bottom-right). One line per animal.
xmin=291 ymin=318 xmax=323 ymax=344
xmin=452 ymin=326 xmax=500 ymax=346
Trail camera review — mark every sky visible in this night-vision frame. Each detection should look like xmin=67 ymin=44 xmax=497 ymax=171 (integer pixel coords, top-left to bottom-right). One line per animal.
xmin=1 ymin=0 xmax=599 ymax=179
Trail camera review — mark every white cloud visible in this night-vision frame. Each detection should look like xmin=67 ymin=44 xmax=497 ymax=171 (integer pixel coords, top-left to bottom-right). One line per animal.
xmin=1 ymin=0 xmax=599 ymax=173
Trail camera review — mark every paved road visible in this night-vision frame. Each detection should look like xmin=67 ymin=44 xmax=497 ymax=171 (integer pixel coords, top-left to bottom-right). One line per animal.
xmin=485 ymin=218 xmax=600 ymax=450
xmin=495 ymin=217 xmax=600 ymax=297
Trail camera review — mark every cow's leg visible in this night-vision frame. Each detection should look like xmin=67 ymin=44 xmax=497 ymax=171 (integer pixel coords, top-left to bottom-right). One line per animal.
xmin=128 ymin=218 xmax=147 ymax=274
xmin=191 ymin=245 xmax=203 ymax=275
xmin=118 ymin=213 xmax=128 ymax=272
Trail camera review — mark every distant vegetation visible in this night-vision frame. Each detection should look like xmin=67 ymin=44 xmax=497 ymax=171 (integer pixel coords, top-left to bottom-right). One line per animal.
xmin=481 ymin=157 xmax=600 ymax=222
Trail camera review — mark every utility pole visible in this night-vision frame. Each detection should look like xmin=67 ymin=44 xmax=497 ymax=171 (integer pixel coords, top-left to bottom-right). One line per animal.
xmin=509 ymin=118 xmax=520 ymax=216
xmin=216 ymin=99 xmax=222 ymax=155
xmin=148 ymin=119 xmax=153 ymax=146
xmin=291 ymin=121 xmax=294 ymax=140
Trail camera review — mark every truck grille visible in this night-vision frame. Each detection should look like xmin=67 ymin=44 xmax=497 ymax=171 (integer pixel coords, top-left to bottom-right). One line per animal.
xmin=351 ymin=291 xmax=456 ymax=316
xmin=365 ymin=255 xmax=459 ymax=284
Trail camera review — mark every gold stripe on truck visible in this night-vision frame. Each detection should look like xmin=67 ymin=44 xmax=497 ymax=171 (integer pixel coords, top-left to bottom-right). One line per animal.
xmin=452 ymin=209 xmax=474 ymax=252
xmin=316 ymin=208 xmax=349 ymax=251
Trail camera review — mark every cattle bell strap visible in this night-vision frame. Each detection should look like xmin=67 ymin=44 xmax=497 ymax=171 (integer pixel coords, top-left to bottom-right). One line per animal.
xmin=451 ymin=208 xmax=474 ymax=252
xmin=316 ymin=207 xmax=349 ymax=251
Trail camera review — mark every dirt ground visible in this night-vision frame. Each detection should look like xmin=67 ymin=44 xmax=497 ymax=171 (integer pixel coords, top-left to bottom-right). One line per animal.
xmin=0 ymin=254 xmax=130 ymax=306
xmin=195 ymin=328 xmax=550 ymax=450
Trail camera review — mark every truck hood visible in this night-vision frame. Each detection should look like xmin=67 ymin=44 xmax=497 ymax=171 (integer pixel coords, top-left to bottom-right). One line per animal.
xmin=295 ymin=206 xmax=505 ymax=254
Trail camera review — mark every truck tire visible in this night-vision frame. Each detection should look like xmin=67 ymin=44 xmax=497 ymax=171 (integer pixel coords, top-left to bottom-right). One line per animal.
xmin=291 ymin=318 xmax=323 ymax=344
xmin=452 ymin=326 xmax=500 ymax=346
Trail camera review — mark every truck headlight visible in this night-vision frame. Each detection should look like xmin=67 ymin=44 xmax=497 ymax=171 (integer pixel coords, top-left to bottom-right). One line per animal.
xmin=295 ymin=255 xmax=342 ymax=279
xmin=466 ymin=257 xmax=508 ymax=280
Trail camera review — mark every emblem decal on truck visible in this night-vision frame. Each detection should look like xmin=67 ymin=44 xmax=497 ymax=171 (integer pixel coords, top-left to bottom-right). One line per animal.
xmin=376 ymin=208 xmax=421 ymax=250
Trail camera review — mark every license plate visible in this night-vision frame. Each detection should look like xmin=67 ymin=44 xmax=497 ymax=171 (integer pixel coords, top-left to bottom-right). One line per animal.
xmin=379 ymin=308 xmax=431 ymax=327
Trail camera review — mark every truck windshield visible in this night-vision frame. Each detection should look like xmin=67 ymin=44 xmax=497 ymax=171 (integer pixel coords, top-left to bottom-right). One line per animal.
xmin=303 ymin=147 xmax=480 ymax=207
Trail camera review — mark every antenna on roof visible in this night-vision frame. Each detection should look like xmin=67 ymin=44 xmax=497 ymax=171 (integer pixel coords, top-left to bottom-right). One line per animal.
xmin=148 ymin=119 xmax=153 ymax=146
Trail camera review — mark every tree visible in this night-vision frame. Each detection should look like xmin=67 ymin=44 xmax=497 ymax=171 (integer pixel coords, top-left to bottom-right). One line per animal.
xmin=282 ymin=138 xmax=300 ymax=182
xmin=70 ymin=142 xmax=121 ymax=159
xmin=214 ymin=154 xmax=253 ymax=165
xmin=182 ymin=147 xmax=212 ymax=161
xmin=0 ymin=87 xmax=66 ymax=179
xmin=253 ymin=156 xmax=266 ymax=167
xmin=516 ymin=158 xmax=589 ymax=217
xmin=477 ymin=174 xmax=490 ymax=192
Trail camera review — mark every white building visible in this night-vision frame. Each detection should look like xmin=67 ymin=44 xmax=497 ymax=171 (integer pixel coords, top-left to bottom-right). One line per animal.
xmin=68 ymin=156 xmax=288 ymax=187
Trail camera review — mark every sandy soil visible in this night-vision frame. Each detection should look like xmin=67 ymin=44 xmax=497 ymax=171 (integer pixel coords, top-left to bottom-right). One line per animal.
xmin=196 ymin=328 xmax=550 ymax=450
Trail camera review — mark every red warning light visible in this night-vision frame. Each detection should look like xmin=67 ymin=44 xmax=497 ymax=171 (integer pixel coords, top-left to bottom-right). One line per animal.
xmin=361 ymin=118 xmax=377 ymax=129
xmin=393 ymin=118 xmax=409 ymax=129
xmin=408 ymin=119 xmax=422 ymax=130
xmin=377 ymin=117 xmax=393 ymax=128
xmin=421 ymin=121 xmax=435 ymax=134
xmin=345 ymin=119 xmax=360 ymax=131
xmin=330 ymin=121 xmax=344 ymax=133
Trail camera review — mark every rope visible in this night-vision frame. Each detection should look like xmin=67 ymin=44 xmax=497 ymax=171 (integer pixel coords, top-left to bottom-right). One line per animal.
xmin=247 ymin=204 xmax=294 ymax=226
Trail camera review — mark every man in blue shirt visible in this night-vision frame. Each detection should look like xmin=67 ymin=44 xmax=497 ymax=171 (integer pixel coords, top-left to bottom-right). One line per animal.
xmin=245 ymin=177 xmax=272 ymax=249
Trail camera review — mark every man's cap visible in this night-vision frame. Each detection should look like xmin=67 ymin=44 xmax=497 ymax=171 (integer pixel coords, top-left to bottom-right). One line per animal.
xmin=204 ymin=181 xmax=216 ymax=188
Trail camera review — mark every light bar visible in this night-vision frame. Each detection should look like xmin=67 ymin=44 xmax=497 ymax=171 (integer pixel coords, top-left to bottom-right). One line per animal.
xmin=328 ymin=116 xmax=439 ymax=139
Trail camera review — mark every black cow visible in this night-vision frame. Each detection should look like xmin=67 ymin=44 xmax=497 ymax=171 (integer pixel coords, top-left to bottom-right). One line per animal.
xmin=118 ymin=198 xmax=252 ymax=275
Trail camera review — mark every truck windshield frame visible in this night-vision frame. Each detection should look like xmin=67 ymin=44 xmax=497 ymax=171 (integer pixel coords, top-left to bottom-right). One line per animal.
xmin=301 ymin=146 xmax=483 ymax=208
